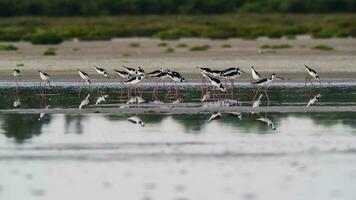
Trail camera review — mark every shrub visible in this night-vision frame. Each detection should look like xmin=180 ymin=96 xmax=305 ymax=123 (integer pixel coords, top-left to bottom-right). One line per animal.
xmin=260 ymin=44 xmax=292 ymax=49
xmin=165 ymin=47 xmax=175 ymax=53
xmin=23 ymin=32 xmax=63 ymax=45
xmin=129 ymin=42 xmax=140 ymax=47
xmin=221 ymin=43 xmax=231 ymax=48
xmin=190 ymin=45 xmax=210 ymax=51
xmin=176 ymin=43 xmax=188 ymax=48
xmin=0 ymin=44 xmax=18 ymax=51
xmin=157 ymin=42 xmax=168 ymax=47
xmin=312 ymin=44 xmax=334 ymax=51
xmin=43 ymin=47 xmax=56 ymax=56
xmin=154 ymin=28 xmax=193 ymax=40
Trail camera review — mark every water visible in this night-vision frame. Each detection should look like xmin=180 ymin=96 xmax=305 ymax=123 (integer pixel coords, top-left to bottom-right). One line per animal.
xmin=1 ymin=86 xmax=356 ymax=200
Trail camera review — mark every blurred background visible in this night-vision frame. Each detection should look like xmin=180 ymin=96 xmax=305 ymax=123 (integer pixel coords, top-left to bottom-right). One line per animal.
xmin=0 ymin=0 xmax=355 ymax=44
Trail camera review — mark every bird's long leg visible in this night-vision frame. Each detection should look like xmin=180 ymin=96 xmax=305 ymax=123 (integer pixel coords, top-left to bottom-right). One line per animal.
xmin=230 ymin=79 xmax=234 ymax=100
xmin=264 ymin=87 xmax=270 ymax=106
xmin=174 ymin=82 xmax=179 ymax=99
xmin=253 ymin=87 xmax=261 ymax=101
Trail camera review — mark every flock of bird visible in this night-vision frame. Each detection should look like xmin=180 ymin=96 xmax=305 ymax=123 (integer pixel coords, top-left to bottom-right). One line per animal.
xmin=12 ymin=65 xmax=321 ymax=109
xmin=11 ymin=65 xmax=322 ymax=129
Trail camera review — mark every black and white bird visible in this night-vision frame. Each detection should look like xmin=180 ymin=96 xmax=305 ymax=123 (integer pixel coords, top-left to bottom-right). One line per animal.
xmin=221 ymin=68 xmax=245 ymax=80
xmin=252 ymin=74 xmax=284 ymax=87
xmin=206 ymin=74 xmax=226 ymax=92
xmin=306 ymin=94 xmax=321 ymax=107
xmin=125 ymin=74 xmax=145 ymax=86
xmin=94 ymin=66 xmax=109 ymax=78
xmin=79 ymin=94 xmax=90 ymax=109
xmin=228 ymin=112 xmax=242 ymax=120
xmin=114 ymin=69 xmax=131 ymax=79
xmin=13 ymin=69 xmax=21 ymax=81
xmin=122 ymin=66 xmax=137 ymax=75
xmin=251 ymin=66 xmax=261 ymax=80
xmin=167 ymin=70 xmax=185 ymax=83
xmin=136 ymin=67 xmax=145 ymax=76
xmin=208 ymin=112 xmax=222 ymax=123
xmin=253 ymin=93 xmax=263 ymax=108
xmin=128 ymin=116 xmax=145 ymax=127
xmin=197 ymin=67 xmax=223 ymax=77
xmin=305 ymin=65 xmax=320 ymax=84
xmin=78 ymin=69 xmax=91 ymax=86
xmin=39 ymin=70 xmax=50 ymax=86
xmin=13 ymin=98 xmax=21 ymax=108
xmin=256 ymin=117 xmax=276 ymax=130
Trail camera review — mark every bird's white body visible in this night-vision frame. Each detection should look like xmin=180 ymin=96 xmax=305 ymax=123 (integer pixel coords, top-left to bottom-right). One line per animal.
xmin=39 ymin=71 xmax=50 ymax=82
xmin=208 ymin=112 xmax=222 ymax=123
xmin=229 ymin=112 xmax=242 ymax=120
xmin=79 ymin=94 xmax=90 ymax=109
xmin=38 ymin=105 xmax=50 ymax=120
xmin=13 ymin=69 xmax=21 ymax=78
xmin=253 ymin=94 xmax=263 ymax=108
xmin=307 ymin=94 xmax=321 ymax=107
xmin=78 ymin=70 xmax=90 ymax=81
xmin=171 ymin=98 xmax=183 ymax=104
xmin=201 ymin=91 xmax=210 ymax=102
xmin=206 ymin=75 xmax=225 ymax=92
xmin=305 ymin=65 xmax=320 ymax=80
xmin=251 ymin=66 xmax=261 ymax=80
xmin=125 ymin=75 xmax=145 ymax=86
xmin=95 ymin=95 xmax=108 ymax=105
xmin=94 ymin=67 xmax=109 ymax=78
xmin=128 ymin=116 xmax=145 ymax=127
xmin=257 ymin=117 xmax=276 ymax=130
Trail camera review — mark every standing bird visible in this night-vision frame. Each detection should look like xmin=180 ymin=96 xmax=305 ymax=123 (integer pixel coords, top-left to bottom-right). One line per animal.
xmin=205 ymin=74 xmax=226 ymax=101
xmin=78 ymin=69 xmax=91 ymax=87
xmin=114 ymin=69 xmax=131 ymax=79
xmin=252 ymin=74 xmax=284 ymax=102
xmin=251 ymin=66 xmax=261 ymax=80
xmin=208 ymin=112 xmax=222 ymax=123
xmin=221 ymin=67 xmax=245 ymax=99
xmin=124 ymin=74 xmax=145 ymax=98
xmin=39 ymin=70 xmax=50 ymax=87
xmin=166 ymin=70 xmax=185 ymax=100
xmin=305 ymin=65 xmax=320 ymax=86
xmin=79 ymin=94 xmax=90 ymax=110
xmin=147 ymin=69 xmax=170 ymax=101
xmin=94 ymin=66 xmax=109 ymax=79
xmin=13 ymin=69 xmax=21 ymax=82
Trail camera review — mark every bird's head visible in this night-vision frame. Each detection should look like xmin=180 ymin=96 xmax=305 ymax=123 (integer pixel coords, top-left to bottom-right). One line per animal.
xmin=238 ymin=67 xmax=245 ymax=73
xmin=180 ymin=77 xmax=185 ymax=82
xmin=316 ymin=75 xmax=320 ymax=81
xmin=86 ymin=79 xmax=91 ymax=85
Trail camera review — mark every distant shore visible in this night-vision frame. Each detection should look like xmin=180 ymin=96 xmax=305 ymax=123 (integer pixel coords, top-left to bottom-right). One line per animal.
xmin=0 ymin=37 xmax=355 ymax=82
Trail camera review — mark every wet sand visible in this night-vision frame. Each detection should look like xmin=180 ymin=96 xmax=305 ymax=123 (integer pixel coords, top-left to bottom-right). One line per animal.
xmin=1 ymin=36 xmax=356 ymax=82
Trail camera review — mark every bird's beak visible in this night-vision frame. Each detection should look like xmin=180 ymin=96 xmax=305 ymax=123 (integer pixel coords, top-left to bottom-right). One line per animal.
xmin=276 ymin=76 xmax=284 ymax=80
xmin=240 ymin=69 xmax=246 ymax=73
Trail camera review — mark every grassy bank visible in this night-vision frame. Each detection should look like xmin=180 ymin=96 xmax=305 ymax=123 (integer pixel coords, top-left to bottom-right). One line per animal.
xmin=0 ymin=14 xmax=355 ymax=44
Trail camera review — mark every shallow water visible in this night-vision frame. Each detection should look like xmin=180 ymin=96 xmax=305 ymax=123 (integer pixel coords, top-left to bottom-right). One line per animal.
xmin=1 ymin=86 xmax=356 ymax=200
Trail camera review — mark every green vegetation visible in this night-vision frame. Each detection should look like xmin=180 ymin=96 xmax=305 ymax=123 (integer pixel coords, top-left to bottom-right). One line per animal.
xmin=157 ymin=42 xmax=168 ymax=47
xmin=0 ymin=0 xmax=355 ymax=16
xmin=0 ymin=44 xmax=18 ymax=51
xmin=129 ymin=42 xmax=140 ymax=47
xmin=221 ymin=44 xmax=232 ymax=48
xmin=165 ymin=47 xmax=175 ymax=53
xmin=260 ymin=44 xmax=292 ymax=49
xmin=190 ymin=45 xmax=210 ymax=51
xmin=0 ymin=14 xmax=355 ymax=42
xmin=176 ymin=43 xmax=188 ymax=48
xmin=43 ymin=47 xmax=56 ymax=56
xmin=313 ymin=44 xmax=334 ymax=51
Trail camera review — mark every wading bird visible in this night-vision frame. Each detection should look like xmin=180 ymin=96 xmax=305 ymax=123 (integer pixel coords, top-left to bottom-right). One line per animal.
xmin=251 ymin=66 xmax=261 ymax=80
xmin=95 ymin=95 xmax=109 ymax=105
xmin=256 ymin=116 xmax=276 ymax=130
xmin=147 ymin=68 xmax=170 ymax=101
xmin=13 ymin=69 xmax=21 ymax=83
xmin=252 ymin=74 xmax=284 ymax=102
xmin=221 ymin=67 xmax=245 ymax=99
xmin=39 ymin=70 xmax=50 ymax=87
xmin=205 ymin=74 xmax=226 ymax=101
xmin=305 ymin=65 xmax=321 ymax=87
xmin=78 ymin=69 xmax=91 ymax=87
xmin=124 ymin=74 xmax=145 ymax=98
xmin=94 ymin=66 xmax=109 ymax=79
xmin=166 ymin=70 xmax=185 ymax=100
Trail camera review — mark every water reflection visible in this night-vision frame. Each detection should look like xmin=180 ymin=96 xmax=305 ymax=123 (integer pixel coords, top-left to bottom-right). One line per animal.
xmin=0 ymin=112 xmax=356 ymax=144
